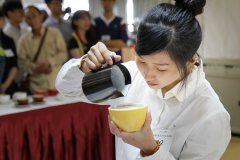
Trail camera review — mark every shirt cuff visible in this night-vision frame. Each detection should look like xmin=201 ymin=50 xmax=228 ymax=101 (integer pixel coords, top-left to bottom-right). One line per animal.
xmin=137 ymin=147 xmax=174 ymax=160
xmin=55 ymin=57 xmax=86 ymax=96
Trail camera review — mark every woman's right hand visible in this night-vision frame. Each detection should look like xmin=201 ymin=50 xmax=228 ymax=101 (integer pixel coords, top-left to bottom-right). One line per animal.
xmin=108 ymin=112 xmax=158 ymax=155
xmin=80 ymin=42 xmax=121 ymax=73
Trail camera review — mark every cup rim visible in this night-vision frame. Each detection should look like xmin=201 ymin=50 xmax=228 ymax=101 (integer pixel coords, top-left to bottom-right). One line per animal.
xmin=109 ymin=103 xmax=147 ymax=111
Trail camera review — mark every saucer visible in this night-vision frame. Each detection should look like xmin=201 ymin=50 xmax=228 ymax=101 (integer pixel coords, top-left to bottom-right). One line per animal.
xmin=15 ymin=103 xmax=30 ymax=107
xmin=0 ymin=100 xmax=12 ymax=105
xmin=31 ymin=100 xmax=45 ymax=105
xmin=0 ymin=101 xmax=15 ymax=107
xmin=15 ymin=99 xmax=29 ymax=107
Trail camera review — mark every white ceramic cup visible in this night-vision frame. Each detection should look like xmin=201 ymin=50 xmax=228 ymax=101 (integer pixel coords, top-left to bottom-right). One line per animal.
xmin=13 ymin=92 xmax=27 ymax=101
xmin=0 ymin=94 xmax=10 ymax=104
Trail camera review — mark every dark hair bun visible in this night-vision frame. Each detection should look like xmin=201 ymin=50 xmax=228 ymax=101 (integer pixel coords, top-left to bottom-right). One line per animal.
xmin=174 ymin=0 xmax=206 ymax=16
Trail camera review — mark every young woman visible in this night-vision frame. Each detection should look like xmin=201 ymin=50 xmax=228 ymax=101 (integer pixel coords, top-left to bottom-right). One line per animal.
xmin=55 ymin=0 xmax=231 ymax=159
xmin=68 ymin=10 xmax=97 ymax=58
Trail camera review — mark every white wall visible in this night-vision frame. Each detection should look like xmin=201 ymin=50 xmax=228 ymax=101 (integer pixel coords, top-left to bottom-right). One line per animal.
xmin=132 ymin=0 xmax=240 ymax=60
xmin=22 ymin=0 xmax=44 ymax=6
xmin=89 ymin=0 xmax=127 ymax=19
xmin=199 ymin=0 xmax=240 ymax=59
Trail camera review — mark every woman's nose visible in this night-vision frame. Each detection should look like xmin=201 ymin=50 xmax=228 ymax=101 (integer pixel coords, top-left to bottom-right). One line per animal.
xmin=143 ymin=68 xmax=155 ymax=81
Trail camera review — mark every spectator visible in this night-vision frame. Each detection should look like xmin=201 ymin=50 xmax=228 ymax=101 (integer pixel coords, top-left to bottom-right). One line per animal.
xmin=2 ymin=0 xmax=29 ymax=49
xmin=44 ymin=0 xmax=72 ymax=43
xmin=0 ymin=9 xmax=18 ymax=96
xmin=18 ymin=5 xmax=67 ymax=92
xmin=93 ymin=0 xmax=128 ymax=51
xmin=68 ymin=10 xmax=97 ymax=58
xmin=0 ymin=51 xmax=4 ymax=84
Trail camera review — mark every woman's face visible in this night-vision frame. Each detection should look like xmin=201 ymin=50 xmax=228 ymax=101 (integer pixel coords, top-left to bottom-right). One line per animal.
xmin=25 ymin=8 xmax=43 ymax=30
xmin=135 ymin=51 xmax=182 ymax=91
xmin=74 ymin=16 xmax=91 ymax=31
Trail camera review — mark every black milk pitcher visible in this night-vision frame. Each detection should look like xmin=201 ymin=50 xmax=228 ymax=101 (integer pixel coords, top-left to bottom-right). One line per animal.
xmin=82 ymin=62 xmax=131 ymax=103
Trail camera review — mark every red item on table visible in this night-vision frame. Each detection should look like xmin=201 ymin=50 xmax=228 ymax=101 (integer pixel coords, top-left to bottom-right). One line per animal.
xmin=34 ymin=90 xmax=48 ymax=97
xmin=47 ymin=89 xmax=58 ymax=96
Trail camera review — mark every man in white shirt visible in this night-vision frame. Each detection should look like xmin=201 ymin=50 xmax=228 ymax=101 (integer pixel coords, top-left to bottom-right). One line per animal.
xmin=43 ymin=0 xmax=72 ymax=43
xmin=2 ymin=1 xmax=29 ymax=49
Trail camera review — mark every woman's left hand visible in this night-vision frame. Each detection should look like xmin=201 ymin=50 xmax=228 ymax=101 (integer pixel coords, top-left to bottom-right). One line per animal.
xmin=108 ymin=112 xmax=157 ymax=153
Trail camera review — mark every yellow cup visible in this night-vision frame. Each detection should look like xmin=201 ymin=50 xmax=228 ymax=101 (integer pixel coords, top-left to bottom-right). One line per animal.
xmin=108 ymin=103 xmax=148 ymax=132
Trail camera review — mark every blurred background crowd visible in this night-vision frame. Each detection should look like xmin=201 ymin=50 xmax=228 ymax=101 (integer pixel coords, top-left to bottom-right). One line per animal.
xmin=0 ymin=0 xmax=135 ymax=96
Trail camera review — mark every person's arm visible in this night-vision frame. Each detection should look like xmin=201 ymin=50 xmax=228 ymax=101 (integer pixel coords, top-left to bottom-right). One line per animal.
xmin=1 ymin=40 xmax=18 ymax=93
xmin=69 ymin=48 xmax=81 ymax=58
xmin=55 ymin=57 xmax=86 ymax=97
xmin=1 ymin=67 xmax=17 ymax=93
xmin=0 ymin=57 xmax=4 ymax=83
xmin=104 ymin=39 xmax=126 ymax=51
xmin=55 ymin=42 xmax=121 ymax=98
xmin=18 ymin=35 xmax=37 ymax=74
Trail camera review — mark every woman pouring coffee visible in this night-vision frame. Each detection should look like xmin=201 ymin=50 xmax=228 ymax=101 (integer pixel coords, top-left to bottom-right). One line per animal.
xmin=55 ymin=0 xmax=231 ymax=159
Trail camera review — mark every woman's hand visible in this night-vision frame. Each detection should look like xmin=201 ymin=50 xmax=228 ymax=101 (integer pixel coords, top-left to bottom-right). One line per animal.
xmin=80 ymin=42 xmax=121 ymax=73
xmin=108 ymin=112 xmax=158 ymax=154
xmin=34 ymin=62 xmax=52 ymax=74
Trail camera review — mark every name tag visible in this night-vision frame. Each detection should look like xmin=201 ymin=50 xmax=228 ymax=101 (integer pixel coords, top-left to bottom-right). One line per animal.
xmin=153 ymin=128 xmax=175 ymax=151
xmin=101 ymin=35 xmax=110 ymax=41
xmin=4 ymin=49 xmax=14 ymax=57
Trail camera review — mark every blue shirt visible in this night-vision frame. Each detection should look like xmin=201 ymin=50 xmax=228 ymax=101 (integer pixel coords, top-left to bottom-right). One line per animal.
xmin=93 ymin=15 xmax=128 ymax=43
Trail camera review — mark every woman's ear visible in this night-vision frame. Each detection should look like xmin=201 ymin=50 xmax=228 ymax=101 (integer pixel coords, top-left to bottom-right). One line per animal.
xmin=189 ymin=53 xmax=198 ymax=65
xmin=187 ymin=53 xmax=199 ymax=71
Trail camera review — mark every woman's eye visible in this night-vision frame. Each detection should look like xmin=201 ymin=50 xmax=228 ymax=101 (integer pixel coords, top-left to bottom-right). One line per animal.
xmin=157 ymin=68 xmax=167 ymax=71
xmin=138 ymin=60 xmax=145 ymax=63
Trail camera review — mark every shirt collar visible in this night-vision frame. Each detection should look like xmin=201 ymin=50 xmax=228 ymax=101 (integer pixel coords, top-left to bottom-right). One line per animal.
xmin=100 ymin=14 xmax=116 ymax=26
xmin=31 ymin=27 xmax=45 ymax=39
xmin=156 ymin=62 xmax=205 ymax=102
xmin=6 ymin=23 xmax=20 ymax=30
xmin=49 ymin=15 xmax=62 ymax=23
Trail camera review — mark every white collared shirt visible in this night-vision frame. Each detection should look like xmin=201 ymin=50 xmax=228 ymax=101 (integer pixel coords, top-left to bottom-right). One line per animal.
xmin=55 ymin=59 xmax=231 ymax=160
xmin=92 ymin=14 xmax=127 ymax=27
xmin=3 ymin=23 xmax=29 ymax=50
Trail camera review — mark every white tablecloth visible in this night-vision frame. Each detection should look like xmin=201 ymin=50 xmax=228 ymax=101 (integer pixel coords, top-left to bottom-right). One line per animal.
xmin=0 ymin=94 xmax=81 ymax=116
